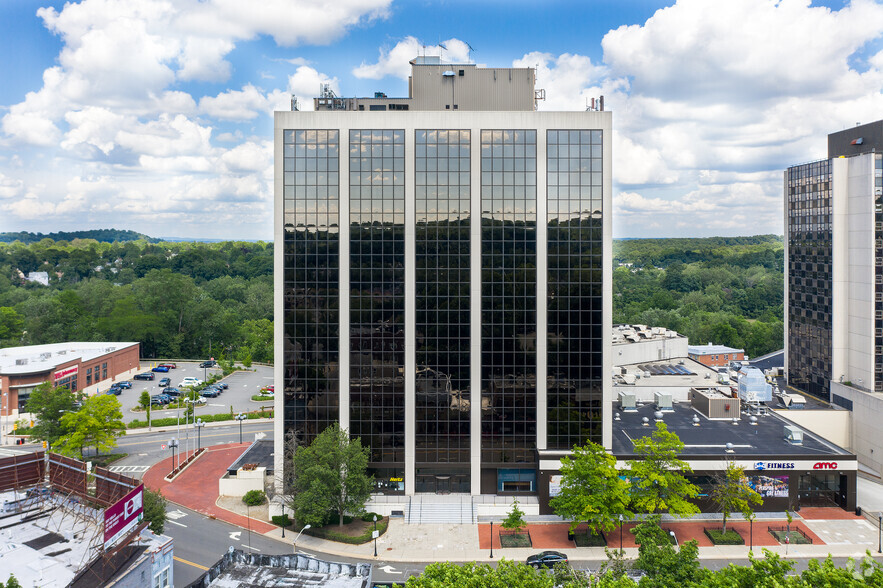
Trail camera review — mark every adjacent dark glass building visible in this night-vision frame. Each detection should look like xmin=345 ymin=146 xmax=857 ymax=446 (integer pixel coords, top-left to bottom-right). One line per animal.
xmin=275 ymin=59 xmax=612 ymax=499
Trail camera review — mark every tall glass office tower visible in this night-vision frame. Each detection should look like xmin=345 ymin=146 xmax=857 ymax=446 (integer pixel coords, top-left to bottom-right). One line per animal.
xmin=275 ymin=58 xmax=612 ymax=500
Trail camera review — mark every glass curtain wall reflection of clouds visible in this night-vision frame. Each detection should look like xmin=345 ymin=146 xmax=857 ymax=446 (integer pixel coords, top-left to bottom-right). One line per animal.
xmin=349 ymin=130 xmax=406 ymax=474
xmin=415 ymin=130 xmax=472 ymax=493
xmin=281 ymin=130 xmax=340 ymax=444
xmin=480 ymin=129 xmax=538 ymax=466
xmin=546 ymin=130 xmax=604 ymax=449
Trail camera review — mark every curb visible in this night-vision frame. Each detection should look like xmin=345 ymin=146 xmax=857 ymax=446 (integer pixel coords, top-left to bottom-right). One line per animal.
xmin=122 ymin=417 xmax=274 ymax=436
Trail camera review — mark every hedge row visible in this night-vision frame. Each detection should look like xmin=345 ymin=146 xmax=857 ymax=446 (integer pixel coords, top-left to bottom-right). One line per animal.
xmin=127 ymin=409 xmax=273 ymax=429
xmin=302 ymin=514 xmax=389 ymax=545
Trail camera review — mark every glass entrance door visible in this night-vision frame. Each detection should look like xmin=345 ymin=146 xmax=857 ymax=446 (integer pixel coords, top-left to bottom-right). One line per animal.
xmin=798 ymin=473 xmax=840 ymax=507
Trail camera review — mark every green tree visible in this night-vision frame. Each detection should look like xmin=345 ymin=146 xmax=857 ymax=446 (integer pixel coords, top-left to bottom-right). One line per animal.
xmin=2 ymin=575 xmax=23 ymax=588
xmin=54 ymin=395 xmax=125 ymax=458
xmin=292 ymin=423 xmax=373 ymax=527
xmin=501 ymin=499 xmax=526 ymax=533
xmin=0 ymin=306 xmax=24 ymax=342
xmin=550 ymin=441 xmax=632 ymax=538
xmin=627 ymin=422 xmax=700 ymax=516
xmin=139 ymin=390 xmax=151 ymax=428
xmin=709 ymin=461 xmax=762 ymax=534
xmin=632 ymin=516 xmax=708 ymax=585
xmin=143 ymin=488 xmax=167 ymax=534
xmin=402 ymin=560 xmax=556 ymax=588
xmin=24 ymin=383 xmax=78 ymax=447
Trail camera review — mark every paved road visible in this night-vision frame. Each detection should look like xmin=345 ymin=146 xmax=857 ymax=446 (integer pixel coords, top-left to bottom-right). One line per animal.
xmin=115 ymin=362 xmax=274 ymax=423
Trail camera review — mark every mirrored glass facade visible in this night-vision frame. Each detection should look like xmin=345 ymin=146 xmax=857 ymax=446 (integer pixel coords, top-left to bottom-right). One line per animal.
xmin=349 ymin=130 xmax=406 ymax=470
xmin=546 ymin=130 xmax=604 ymax=449
xmin=282 ymin=129 xmax=340 ymax=445
xmin=415 ymin=130 xmax=472 ymax=493
xmin=786 ymin=160 xmax=832 ymax=399
xmin=480 ymin=129 xmax=537 ymax=465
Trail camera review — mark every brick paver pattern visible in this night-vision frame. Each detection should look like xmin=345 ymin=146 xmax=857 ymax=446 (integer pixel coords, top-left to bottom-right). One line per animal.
xmin=143 ymin=442 xmax=276 ymax=534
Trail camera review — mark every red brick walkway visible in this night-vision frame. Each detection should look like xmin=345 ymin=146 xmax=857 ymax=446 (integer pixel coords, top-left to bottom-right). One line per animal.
xmin=799 ymin=507 xmax=861 ymax=520
xmin=478 ymin=519 xmax=825 ymax=550
xmin=143 ymin=443 xmax=276 ymax=534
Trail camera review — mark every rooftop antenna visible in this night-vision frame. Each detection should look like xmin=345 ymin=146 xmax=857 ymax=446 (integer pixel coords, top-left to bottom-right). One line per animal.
xmin=466 ymin=42 xmax=475 ymax=62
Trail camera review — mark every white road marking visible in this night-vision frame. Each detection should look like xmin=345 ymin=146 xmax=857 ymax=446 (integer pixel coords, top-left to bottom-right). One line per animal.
xmin=108 ymin=465 xmax=150 ymax=473
xmin=168 ymin=520 xmax=187 ymax=528
xmin=229 ymin=531 xmax=241 ymax=541
xmin=167 ymin=509 xmax=188 ymax=520
xmin=298 ymin=551 xmax=316 ymax=558
xmin=379 ymin=565 xmax=401 ymax=574
xmin=241 ymin=544 xmax=261 ymax=551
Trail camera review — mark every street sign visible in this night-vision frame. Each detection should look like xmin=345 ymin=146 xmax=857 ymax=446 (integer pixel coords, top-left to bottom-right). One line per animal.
xmin=161 ymin=444 xmax=167 ymax=450
xmin=372 ymin=530 xmax=379 ymax=539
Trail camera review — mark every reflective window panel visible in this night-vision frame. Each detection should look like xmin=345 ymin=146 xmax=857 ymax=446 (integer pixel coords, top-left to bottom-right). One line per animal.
xmin=546 ymin=129 xmax=604 ymax=449
xmin=480 ymin=129 xmax=537 ymax=464
xmin=282 ymin=129 xmax=340 ymax=446
xmin=349 ymin=129 xmax=406 ymax=466
xmin=786 ymin=159 xmax=832 ymax=399
xmin=415 ymin=130 xmax=472 ymax=472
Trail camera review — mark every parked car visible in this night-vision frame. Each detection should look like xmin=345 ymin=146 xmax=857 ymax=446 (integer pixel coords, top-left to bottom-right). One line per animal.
xmin=133 ymin=372 xmax=155 ymax=381
xmin=105 ymin=388 xmax=121 ymax=396
xmin=184 ymin=396 xmax=207 ymax=405
xmin=179 ymin=378 xmax=203 ymax=387
xmin=116 ymin=381 xmax=132 ymax=389
xmin=526 ymin=551 xmax=569 ymax=569
xmin=158 ymin=377 xmax=171 ymax=387
xmin=151 ymin=365 xmax=170 ymax=373
xmin=162 ymin=387 xmax=183 ymax=397
xmin=200 ymin=388 xmax=220 ymax=398
xmin=198 ymin=360 xmax=217 ymax=368
xmin=158 ymin=362 xmax=177 ymax=369
xmin=216 ymin=382 xmax=228 ymax=390
xmin=150 ymin=394 xmax=171 ymax=406
xmin=260 ymin=385 xmax=275 ymax=394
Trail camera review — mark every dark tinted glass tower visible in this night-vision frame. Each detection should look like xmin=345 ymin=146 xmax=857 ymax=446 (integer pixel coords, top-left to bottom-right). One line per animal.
xmin=275 ymin=59 xmax=612 ymax=498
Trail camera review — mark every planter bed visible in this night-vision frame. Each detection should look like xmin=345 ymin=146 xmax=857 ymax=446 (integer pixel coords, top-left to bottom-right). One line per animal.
xmin=499 ymin=530 xmax=532 ymax=548
xmin=704 ymin=527 xmax=744 ymax=545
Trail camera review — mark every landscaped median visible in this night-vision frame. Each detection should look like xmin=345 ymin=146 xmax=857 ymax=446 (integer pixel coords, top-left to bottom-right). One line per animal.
xmin=299 ymin=512 xmax=389 ymax=545
xmin=128 ymin=408 xmax=272 ymax=429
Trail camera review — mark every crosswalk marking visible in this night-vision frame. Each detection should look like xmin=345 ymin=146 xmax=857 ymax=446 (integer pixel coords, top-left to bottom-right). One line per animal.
xmin=108 ymin=465 xmax=150 ymax=473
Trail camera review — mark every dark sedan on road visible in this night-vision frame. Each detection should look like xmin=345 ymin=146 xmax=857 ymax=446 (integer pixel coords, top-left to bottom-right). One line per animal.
xmin=116 ymin=381 xmax=132 ymax=389
xmin=105 ymin=388 xmax=121 ymax=396
xmin=162 ymin=387 xmax=183 ymax=397
xmin=158 ymin=377 xmax=171 ymax=387
xmin=150 ymin=394 xmax=171 ymax=406
xmin=200 ymin=388 xmax=220 ymax=398
xmin=133 ymin=372 xmax=155 ymax=381
xmin=526 ymin=551 xmax=568 ymax=569
xmin=198 ymin=360 xmax=217 ymax=368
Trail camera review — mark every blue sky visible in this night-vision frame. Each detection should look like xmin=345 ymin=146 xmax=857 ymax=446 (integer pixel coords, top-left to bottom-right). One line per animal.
xmin=0 ymin=0 xmax=881 ymax=240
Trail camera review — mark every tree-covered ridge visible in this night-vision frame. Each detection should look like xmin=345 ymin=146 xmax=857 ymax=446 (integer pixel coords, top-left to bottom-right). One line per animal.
xmin=0 ymin=229 xmax=157 ymax=244
xmin=613 ymin=236 xmax=784 ymax=359
xmin=0 ymin=239 xmax=273 ymax=362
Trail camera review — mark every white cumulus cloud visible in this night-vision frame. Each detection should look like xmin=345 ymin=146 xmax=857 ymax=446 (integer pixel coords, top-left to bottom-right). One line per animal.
xmin=354 ymin=36 xmax=472 ymax=80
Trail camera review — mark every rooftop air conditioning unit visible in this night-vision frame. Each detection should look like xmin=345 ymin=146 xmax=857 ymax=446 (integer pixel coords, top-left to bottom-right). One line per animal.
xmin=619 ymin=391 xmax=636 ymax=412
xmin=654 ymin=391 xmax=673 ymax=411
xmin=784 ymin=425 xmax=804 ymax=446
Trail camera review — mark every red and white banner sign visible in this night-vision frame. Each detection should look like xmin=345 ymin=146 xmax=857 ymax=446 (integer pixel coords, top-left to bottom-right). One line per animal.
xmin=104 ymin=484 xmax=144 ymax=550
xmin=53 ymin=365 xmax=78 ymax=380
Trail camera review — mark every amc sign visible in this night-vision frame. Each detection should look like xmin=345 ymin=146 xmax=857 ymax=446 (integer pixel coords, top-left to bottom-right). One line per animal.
xmin=813 ymin=462 xmax=838 ymax=470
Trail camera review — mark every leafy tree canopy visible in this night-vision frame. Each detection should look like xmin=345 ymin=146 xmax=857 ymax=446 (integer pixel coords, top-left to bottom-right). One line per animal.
xmin=627 ymin=423 xmax=700 ymax=517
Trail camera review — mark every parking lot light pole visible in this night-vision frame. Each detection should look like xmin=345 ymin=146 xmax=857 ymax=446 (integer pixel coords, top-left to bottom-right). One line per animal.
xmin=373 ymin=515 xmax=378 ymax=557
xmin=195 ymin=418 xmax=205 ymax=450
xmin=619 ymin=514 xmax=624 ymax=555
xmin=878 ymin=514 xmax=881 ymax=553
xmin=281 ymin=503 xmax=286 ymax=538
xmin=294 ymin=524 xmax=311 ymax=554
xmin=235 ymin=413 xmax=246 ymax=444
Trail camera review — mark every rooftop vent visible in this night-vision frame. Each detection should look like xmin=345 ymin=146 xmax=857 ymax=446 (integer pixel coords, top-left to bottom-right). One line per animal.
xmin=784 ymin=425 xmax=803 ymax=445
xmin=654 ymin=391 xmax=673 ymax=411
xmin=641 ymin=416 xmax=649 ymax=427
xmin=619 ymin=391 xmax=636 ymax=412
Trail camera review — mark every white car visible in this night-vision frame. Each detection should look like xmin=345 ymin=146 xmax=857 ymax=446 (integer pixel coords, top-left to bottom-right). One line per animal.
xmin=179 ymin=378 xmax=203 ymax=388
xmin=184 ymin=396 xmax=207 ymax=405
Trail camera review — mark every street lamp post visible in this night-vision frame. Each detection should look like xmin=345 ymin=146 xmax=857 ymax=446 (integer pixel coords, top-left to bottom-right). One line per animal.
xmin=489 ymin=521 xmax=493 ymax=559
xmin=294 ymin=524 xmax=312 ymax=554
xmin=878 ymin=514 xmax=881 ymax=553
xmin=169 ymin=438 xmax=178 ymax=474
xmin=749 ymin=515 xmax=754 ymax=552
xmin=373 ymin=515 xmax=378 ymax=557
xmin=235 ymin=413 xmax=246 ymax=444
xmin=195 ymin=418 xmax=205 ymax=450
xmin=281 ymin=503 xmax=286 ymax=538
xmin=619 ymin=514 xmax=624 ymax=555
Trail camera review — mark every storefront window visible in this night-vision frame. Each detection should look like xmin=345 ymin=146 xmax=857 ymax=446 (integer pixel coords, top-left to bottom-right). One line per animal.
xmin=497 ymin=468 xmax=536 ymax=493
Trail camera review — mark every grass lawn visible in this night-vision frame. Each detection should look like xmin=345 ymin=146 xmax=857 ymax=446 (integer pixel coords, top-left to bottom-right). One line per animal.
xmin=500 ymin=532 xmax=532 ymax=548
xmin=704 ymin=527 xmax=745 ymax=545
xmin=573 ymin=532 xmax=607 ymax=547
xmin=770 ymin=529 xmax=812 ymax=544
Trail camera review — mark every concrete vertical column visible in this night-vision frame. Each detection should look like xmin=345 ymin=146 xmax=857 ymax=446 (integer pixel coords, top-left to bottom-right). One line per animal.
xmin=535 ymin=126 xmax=548 ymax=451
xmin=405 ymin=128 xmax=417 ymax=496
xmin=470 ymin=127 xmax=483 ymax=495
xmin=831 ymin=157 xmax=848 ymax=390
xmin=339 ymin=126 xmax=351 ymax=431
xmin=601 ymin=119 xmax=614 ymax=450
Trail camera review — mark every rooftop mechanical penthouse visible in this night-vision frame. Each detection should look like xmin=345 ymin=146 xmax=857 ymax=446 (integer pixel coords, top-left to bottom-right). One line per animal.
xmin=274 ymin=57 xmax=612 ymax=501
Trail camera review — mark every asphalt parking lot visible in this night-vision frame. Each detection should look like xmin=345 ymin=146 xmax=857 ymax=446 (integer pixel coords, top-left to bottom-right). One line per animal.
xmin=110 ymin=361 xmax=274 ymax=423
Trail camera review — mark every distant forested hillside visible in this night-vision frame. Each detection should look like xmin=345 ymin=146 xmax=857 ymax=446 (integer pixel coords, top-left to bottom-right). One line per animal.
xmin=0 ymin=239 xmax=272 ymax=362
xmin=0 ymin=229 xmax=157 ymax=244
xmin=613 ymin=235 xmax=784 ymax=358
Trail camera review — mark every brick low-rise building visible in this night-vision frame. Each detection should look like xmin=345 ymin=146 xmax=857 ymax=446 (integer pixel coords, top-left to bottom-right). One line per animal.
xmin=687 ymin=343 xmax=745 ymax=367
xmin=0 ymin=342 xmax=140 ymax=416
